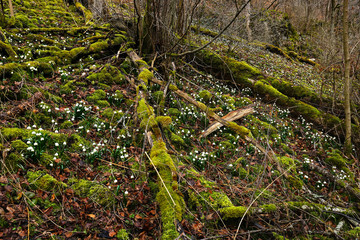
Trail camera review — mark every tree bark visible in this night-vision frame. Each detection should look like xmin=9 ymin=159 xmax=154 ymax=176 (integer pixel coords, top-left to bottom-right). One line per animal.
xmin=141 ymin=0 xmax=188 ymax=54
xmin=342 ymin=0 xmax=352 ymax=154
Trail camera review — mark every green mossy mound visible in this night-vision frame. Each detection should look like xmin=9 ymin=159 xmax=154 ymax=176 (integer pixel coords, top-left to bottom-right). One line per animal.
xmin=195 ymin=49 xmax=262 ymax=86
xmin=68 ymin=178 xmax=115 ymax=206
xmin=87 ymin=64 xmax=125 ymax=85
xmin=27 ymin=170 xmax=67 ymax=192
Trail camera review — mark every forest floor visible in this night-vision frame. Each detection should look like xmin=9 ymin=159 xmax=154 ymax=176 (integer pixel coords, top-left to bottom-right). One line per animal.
xmin=1 ymin=0 xmax=360 ymax=239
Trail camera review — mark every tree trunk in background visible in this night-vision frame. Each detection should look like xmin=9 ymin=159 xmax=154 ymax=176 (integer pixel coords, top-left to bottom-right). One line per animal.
xmin=245 ymin=0 xmax=252 ymax=41
xmin=8 ymin=0 xmax=13 ymax=17
xmin=141 ymin=0 xmax=188 ymax=55
xmin=342 ymin=0 xmax=352 ymax=154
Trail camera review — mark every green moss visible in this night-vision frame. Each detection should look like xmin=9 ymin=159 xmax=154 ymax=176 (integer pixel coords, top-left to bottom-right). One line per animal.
xmin=102 ymin=108 xmax=124 ymax=122
xmin=0 ymin=40 xmax=17 ymax=60
xmin=168 ymin=108 xmax=181 ymax=116
xmin=135 ymin=59 xmax=148 ymax=67
xmin=170 ymin=133 xmax=186 ymax=149
xmin=1 ymin=128 xmax=26 ymax=140
xmin=265 ymin=43 xmax=293 ymax=61
xmin=325 ymin=149 xmax=348 ymax=169
xmin=68 ymin=134 xmax=90 ymax=151
xmin=219 ymin=206 xmax=248 ymax=219
xmin=197 ymin=49 xmax=261 ymax=86
xmin=150 ymin=140 xmax=185 ymax=240
xmin=69 ymin=47 xmax=85 ymax=59
xmin=138 ymin=68 xmax=153 ymax=85
xmin=272 ymin=232 xmax=289 ymax=240
xmin=11 ymin=140 xmax=28 ymax=151
xmin=156 ymin=116 xmax=172 ymax=128
xmin=291 ymin=99 xmax=321 ymax=120
xmin=27 ymin=171 xmax=67 ymax=192
xmin=116 ymin=229 xmax=130 ymax=240
xmin=281 ymin=143 xmax=294 ymax=155
xmin=287 ymin=175 xmax=303 ymax=189
xmin=227 ymin=122 xmax=250 ymax=138
xmin=253 ymin=81 xmax=288 ymax=105
xmin=152 ymin=90 xmax=164 ymax=104
xmin=237 ymin=167 xmax=248 ymax=179
xmin=60 ymin=80 xmax=75 ymax=94
xmin=346 ymin=227 xmax=360 ymax=238
xmin=87 ymin=89 xmax=106 ymax=102
xmin=75 ymin=2 xmax=92 ymax=22
xmin=60 ymin=120 xmax=73 ymax=129
xmin=260 ymin=204 xmax=277 ymax=213
xmin=27 ymin=34 xmax=55 ymax=44
xmin=169 ymin=84 xmax=178 ymax=91
xmin=279 ymin=156 xmax=295 ymax=168
xmin=95 ymin=100 xmax=110 ymax=107
xmin=137 ymin=98 xmax=154 ymax=119
xmin=89 ymin=40 xmax=108 ymax=52
xmin=3 ymin=152 xmax=24 ymax=172
xmin=68 ymin=178 xmax=115 ymax=206
xmin=199 ymin=90 xmax=212 ymax=102
xmin=39 ymin=153 xmax=54 ymax=165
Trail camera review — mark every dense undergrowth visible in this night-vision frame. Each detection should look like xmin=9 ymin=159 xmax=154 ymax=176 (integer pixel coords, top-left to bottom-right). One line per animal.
xmin=1 ymin=0 xmax=360 ymax=239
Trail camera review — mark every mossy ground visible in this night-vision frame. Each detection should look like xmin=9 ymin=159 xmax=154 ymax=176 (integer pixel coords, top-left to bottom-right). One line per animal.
xmin=0 ymin=0 xmax=359 ymax=239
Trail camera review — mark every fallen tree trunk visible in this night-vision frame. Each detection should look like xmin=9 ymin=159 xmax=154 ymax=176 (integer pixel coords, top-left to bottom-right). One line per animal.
xmin=129 ymin=52 xmax=186 ymax=240
xmin=193 ymin=49 xmax=360 ymax=150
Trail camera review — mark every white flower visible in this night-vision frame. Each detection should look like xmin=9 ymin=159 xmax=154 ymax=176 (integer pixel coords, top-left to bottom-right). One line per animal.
xmin=55 ymin=143 xmax=59 ymax=147
xmin=63 ymin=142 xmax=66 ymax=145
xmin=124 ymin=191 xmax=128 ymax=195
xmin=114 ymin=179 xmax=118 ymax=183
xmin=50 ymin=163 xmax=53 ymax=167
xmin=130 ymin=175 xmax=134 ymax=179
xmin=27 ymin=126 xmax=31 ymax=130
xmin=40 ymin=137 xmax=44 ymax=141
xmin=34 ymin=142 xmax=38 ymax=146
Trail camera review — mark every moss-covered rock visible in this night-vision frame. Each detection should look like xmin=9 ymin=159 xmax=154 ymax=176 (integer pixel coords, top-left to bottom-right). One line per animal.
xmin=11 ymin=140 xmax=28 ymax=151
xmin=87 ymin=64 xmax=124 ymax=85
xmin=87 ymin=89 xmax=106 ymax=102
xmin=325 ymin=149 xmax=348 ymax=170
xmin=199 ymin=90 xmax=212 ymax=102
xmin=60 ymin=120 xmax=73 ymax=129
xmin=68 ymin=178 xmax=115 ymax=206
xmin=219 ymin=206 xmax=248 ymax=219
xmin=27 ymin=170 xmax=67 ymax=192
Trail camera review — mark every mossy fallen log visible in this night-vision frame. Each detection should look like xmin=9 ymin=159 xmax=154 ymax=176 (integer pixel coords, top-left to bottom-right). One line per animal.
xmin=194 ymin=49 xmax=360 ymax=148
xmin=75 ymin=1 xmax=92 ymax=23
xmin=130 ymin=52 xmax=186 ymax=239
xmin=0 ymin=40 xmax=17 ymax=60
